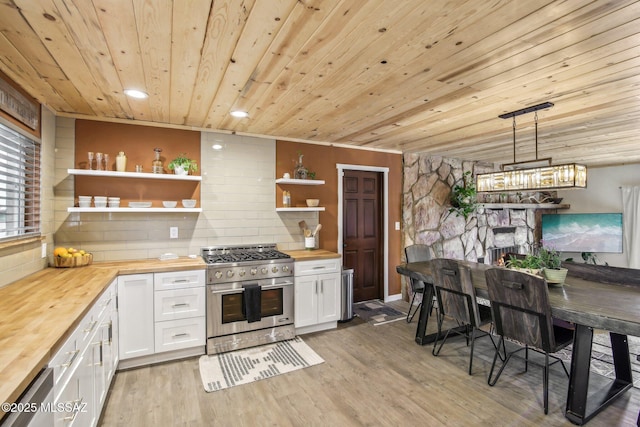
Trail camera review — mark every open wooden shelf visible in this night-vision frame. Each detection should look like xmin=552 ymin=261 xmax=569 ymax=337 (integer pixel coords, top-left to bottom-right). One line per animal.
xmin=275 ymin=178 xmax=325 ymax=185
xmin=67 ymin=207 xmax=202 ymax=213
xmin=275 ymin=207 xmax=325 ymax=212
xmin=68 ymin=169 xmax=202 ymax=181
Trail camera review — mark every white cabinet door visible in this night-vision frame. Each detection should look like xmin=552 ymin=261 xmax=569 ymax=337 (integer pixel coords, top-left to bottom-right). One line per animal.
xmin=294 ymin=275 xmax=318 ymax=328
xmin=317 ymin=273 xmax=340 ymax=323
xmin=117 ymin=273 xmax=154 ymax=360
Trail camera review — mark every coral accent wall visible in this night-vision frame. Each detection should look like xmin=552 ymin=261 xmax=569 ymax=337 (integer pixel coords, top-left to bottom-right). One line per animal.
xmin=276 ymin=141 xmax=403 ymax=296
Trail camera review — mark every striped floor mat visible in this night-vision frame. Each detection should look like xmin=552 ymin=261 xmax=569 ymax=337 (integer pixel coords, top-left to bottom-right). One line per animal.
xmin=198 ymin=337 xmax=324 ymax=392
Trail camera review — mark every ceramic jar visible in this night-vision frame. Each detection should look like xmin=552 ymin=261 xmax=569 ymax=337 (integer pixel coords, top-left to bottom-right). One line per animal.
xmin=116 ymin=151 xmax=127 ymax=172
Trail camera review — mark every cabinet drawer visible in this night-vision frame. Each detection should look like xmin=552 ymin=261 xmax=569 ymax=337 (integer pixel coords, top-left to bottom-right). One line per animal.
xmin=49 ymin=332 xmax=81 ymax=390
xmin=154 ymin=287 xmax=205 ymax=321
xmin=154 ymin=269 xmax=205 ymax=291
xmin=154 ymin=317 xmax=205 ymax=353
xmin=294 ymin=259 xmax=341 ymax=276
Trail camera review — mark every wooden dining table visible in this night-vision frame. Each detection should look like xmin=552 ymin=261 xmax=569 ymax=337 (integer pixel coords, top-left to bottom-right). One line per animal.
xmin=396 ymin=260 xmax=640 ymax=425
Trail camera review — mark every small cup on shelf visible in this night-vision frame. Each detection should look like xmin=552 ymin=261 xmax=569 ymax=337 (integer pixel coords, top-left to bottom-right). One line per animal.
xmin=78 ymin=195 xmax=92 ymax=208
xmin=94 ymin=196 xmax=107 ymax=208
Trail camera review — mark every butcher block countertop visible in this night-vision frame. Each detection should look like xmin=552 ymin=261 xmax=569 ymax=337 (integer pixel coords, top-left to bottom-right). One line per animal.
xmin=282 ymin=249 xmax=341 ymax=261
xmin=0 ymin=257 xmax=205 ymax=411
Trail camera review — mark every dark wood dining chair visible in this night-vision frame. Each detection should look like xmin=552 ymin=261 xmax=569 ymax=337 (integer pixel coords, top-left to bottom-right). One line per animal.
xmin=404 ymin=244 xmax=432 ymax=323
xmin=431 ymin=258 xmax=497 ymax=375
xmin=485 ymin=267 xmax=574 ymax=414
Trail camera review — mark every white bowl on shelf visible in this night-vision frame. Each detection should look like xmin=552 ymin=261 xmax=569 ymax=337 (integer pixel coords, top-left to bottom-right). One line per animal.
xmin=182 ymin=199 xmax=197 ymax=208
xmin=94 ymin=201 xmax=107 ymax=208
xmin=129 ymin=201 xmax=152 ymax=208
xmin=79 ymin=200 xmax=91 ymax=208
xmin=163 ymin=201 xmax=177 ymax=208
xmin=306 ymin=199 xmax=320 ymax=207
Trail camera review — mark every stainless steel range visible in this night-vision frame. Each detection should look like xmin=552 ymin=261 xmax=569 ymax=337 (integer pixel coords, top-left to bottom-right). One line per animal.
xmin=203 ymin=244 xmax=295 ymax=354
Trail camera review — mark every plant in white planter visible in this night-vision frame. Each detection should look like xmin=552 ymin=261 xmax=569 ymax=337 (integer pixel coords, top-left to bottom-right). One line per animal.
xmin=168 ymin=153 xmax=198 ymax=175
xmin=539 ymin=245 xmax=568 ymax=284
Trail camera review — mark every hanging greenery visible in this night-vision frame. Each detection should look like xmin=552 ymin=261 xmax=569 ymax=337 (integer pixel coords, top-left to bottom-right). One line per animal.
xmin=449 ymin=171 xmax=477 ymax=219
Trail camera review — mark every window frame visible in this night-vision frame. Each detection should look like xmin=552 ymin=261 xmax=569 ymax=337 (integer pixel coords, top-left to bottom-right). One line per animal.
xmin=0 ymin=120 xmax=41 ymax=242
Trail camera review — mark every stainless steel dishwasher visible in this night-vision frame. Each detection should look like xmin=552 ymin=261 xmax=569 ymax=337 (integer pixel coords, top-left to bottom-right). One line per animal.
xmin=1 ymin=368 xmax=54 ymax=427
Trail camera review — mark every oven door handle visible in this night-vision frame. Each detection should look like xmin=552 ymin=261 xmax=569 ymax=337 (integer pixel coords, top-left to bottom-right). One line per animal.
xmin=262 ymin=280 xmax=294 ymax=289
xmin=209 ymin=280 xmax=294 ymax=295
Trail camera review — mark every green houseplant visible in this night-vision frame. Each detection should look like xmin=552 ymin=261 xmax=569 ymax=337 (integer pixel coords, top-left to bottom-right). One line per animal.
xmin=168 ymin=153 xmax=198 ymax=175
xmin=506 ymin=253 xmax=543 ymax=275
xmin=449 ymin=171 xmax=477 ymax=219
xmin=539 ymin=245 xmax=568 ymax=284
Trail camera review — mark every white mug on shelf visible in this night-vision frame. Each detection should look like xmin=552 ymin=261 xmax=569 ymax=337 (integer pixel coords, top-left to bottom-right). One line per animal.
xmin=283 ymin=172 xmax=291 ymax=179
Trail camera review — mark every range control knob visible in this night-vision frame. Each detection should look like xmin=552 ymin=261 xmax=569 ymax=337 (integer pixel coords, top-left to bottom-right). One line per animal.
xmin=272 ymin=266 xmax=279 ymax=273
xmin=261 ymin=267 xmax=268 ymax=275
xmin=226 ymin=270 xmax=235 ymax=278
xmin=250 ymin=268 xmax=258 ymax=276
xmin=214 ymin=271 xmax=223 ymax=279
xmin=282 ymin=265 xmax=289 ymax=272
xmin=239 ymin=269 xmax=246 ymax=277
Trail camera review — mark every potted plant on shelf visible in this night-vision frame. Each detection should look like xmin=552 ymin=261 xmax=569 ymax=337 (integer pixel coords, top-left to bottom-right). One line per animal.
xmin=539 ymin=245 xmax=568 ymax=284
xmin=448 ymin=171 xmax=477 ymax=219
xmin=168 ymin=153 xmax=198 ymax=175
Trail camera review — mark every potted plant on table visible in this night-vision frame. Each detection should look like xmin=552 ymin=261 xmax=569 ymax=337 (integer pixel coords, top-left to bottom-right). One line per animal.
xmin=505 ymin=253 xmax=543 ymax=276
xmin=539 ymin=245 xmax=568 ymax=285
xmin=168 ymin=153 xmax=198 ymax=175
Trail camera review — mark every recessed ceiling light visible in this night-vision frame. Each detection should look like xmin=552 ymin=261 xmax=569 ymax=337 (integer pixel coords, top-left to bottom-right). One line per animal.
xmin=230 ymin=110 xmax=249 ymax=118
xmin=212 ymin=144 xmax=223 ymax=150
xmin=124 ymin=89 xmax=149 ymax=99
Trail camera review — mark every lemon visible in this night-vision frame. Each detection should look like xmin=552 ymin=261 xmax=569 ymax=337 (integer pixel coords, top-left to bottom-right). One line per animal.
xmin=53 ymin=247 xmax=68 ymax=257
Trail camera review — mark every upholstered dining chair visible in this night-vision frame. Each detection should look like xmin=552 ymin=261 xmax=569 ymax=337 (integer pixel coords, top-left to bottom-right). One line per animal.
xmin=404 ymin=244 xmax=432 ymax=323
xmin=485 ymin=267 xmax=574 ymax=414
xmin=430 ymin=258 xmax=497 ymax=375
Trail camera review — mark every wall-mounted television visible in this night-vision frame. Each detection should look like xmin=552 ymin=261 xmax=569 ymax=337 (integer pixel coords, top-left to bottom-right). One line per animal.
xmin=541 ymin=213 xmax=623 ymax=253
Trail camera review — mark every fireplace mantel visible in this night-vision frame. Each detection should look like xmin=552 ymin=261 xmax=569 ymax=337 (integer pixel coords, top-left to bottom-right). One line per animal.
xmin=480 ymin=203 xmax=570 ymax=210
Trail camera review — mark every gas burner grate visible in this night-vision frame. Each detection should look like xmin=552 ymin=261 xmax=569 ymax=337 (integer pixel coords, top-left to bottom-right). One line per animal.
xmin=202 ymin=244 xmax=290 ymax=264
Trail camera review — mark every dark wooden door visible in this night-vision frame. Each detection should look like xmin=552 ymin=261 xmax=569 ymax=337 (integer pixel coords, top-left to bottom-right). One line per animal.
xmin=343 ymin=170 xmax=383 ymax=302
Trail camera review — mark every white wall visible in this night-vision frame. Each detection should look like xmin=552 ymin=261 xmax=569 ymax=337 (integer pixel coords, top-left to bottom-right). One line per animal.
xmin=557 ymin=163 xmax=640 ymax=267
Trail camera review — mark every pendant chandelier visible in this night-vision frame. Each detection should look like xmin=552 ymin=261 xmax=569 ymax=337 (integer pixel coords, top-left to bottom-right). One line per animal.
xmin=476 ymin=102 xmax=587 ymax=193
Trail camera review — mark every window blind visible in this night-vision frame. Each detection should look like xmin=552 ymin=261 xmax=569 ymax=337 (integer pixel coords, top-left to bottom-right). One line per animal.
xmin=0 ymin=123 xmax=40 ymax=240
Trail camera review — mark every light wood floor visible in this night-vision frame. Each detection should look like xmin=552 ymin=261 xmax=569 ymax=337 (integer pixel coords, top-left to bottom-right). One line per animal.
xmin=99 ymin=301 xmax=639 ymax=426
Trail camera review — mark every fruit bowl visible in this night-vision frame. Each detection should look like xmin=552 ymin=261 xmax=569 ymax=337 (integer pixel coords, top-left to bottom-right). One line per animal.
xmin=54 ymin=252 xmax=93 ymax=268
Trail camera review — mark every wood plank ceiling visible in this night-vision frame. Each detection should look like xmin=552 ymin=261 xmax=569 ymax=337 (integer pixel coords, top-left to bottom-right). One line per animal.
xmin=1 ymin=0 xmax=639 ymax=167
